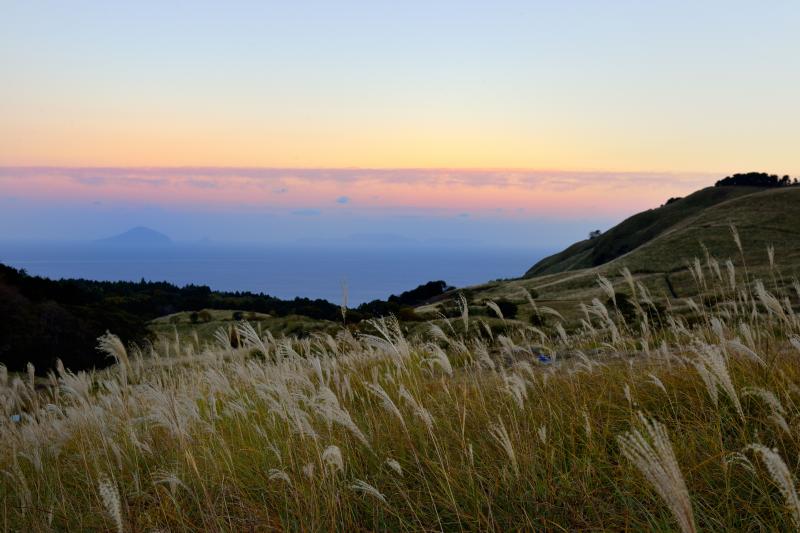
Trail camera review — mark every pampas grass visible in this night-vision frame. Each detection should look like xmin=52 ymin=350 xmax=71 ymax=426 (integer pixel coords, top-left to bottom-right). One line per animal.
xmin=2 ymin=230 xmax=800 ymax=530
xmin=747 ymin=444 xmax=800 ymax=529
xmin=98 ymin=476 xmax=123 ymax=533
xmin=350 ymin=479 xmax=387 ymax=504
xmin=322 ymin=444 xmax=345 ymax=473
xmin=617 ymin=413 xmax=696 ymax=533
xmin=490 ymin=419 xmax=519 ymax=478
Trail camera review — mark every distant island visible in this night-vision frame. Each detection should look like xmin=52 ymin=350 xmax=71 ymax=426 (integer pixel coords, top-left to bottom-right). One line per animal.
xmin=97 ymin=226 xmax=172 ymax=246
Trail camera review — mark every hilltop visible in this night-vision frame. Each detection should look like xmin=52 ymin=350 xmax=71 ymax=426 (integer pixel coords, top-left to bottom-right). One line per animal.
xmin=527 ymin=173 xmax=798 ymax=277
xmin=526 ymin=183 xmax=800 ymax=278
xmin=525 ymin=186 xmax=760 ymax=276
xmin=420 ymin=182 xmax=800 ymax=324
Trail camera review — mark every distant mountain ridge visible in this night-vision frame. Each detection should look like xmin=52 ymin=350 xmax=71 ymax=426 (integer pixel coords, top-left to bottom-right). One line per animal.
xmin=98 ymin=226 xmax=172 ymax=245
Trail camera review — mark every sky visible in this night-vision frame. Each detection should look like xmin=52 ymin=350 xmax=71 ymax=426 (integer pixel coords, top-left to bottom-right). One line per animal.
xmin=1 ymin=1 xmax=798 ymax=246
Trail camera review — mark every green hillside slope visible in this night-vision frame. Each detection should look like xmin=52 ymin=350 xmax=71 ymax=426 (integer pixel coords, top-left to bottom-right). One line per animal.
xmin=608 ymin=185 xmax=800 ymax=273
xmin=423 ymin=186 xmax=800 ymax=325
xmin=525 ymin=186 xmax=765 ymax=277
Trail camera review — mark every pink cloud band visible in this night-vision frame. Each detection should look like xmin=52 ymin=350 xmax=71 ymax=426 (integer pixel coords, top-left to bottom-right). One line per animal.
xmin=0 ymin=167 xmax=714 ymax=217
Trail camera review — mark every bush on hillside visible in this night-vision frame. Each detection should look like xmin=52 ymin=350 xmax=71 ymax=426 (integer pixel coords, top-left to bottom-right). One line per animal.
xmin=529 ymin=311 xmax=547 ymax=327
xmin=388 ymin=280 xmax=453 ymax=306
xmin=488 ymin=299 xmax=518 ymax=319
xmin=608 ymin=293 xmax=637 ymax=323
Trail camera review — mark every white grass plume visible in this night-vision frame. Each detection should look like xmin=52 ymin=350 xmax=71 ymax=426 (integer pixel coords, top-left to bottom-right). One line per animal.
xmin=398 ymin=385 xmax=434 ymax=433
xmin=725 ymin=259 xmax=737 ymax=290
xmin=537 ymin=425 xmax=547 ymax=444
xmin=691 ymin=343 xmax=743 ymax=419
xmin=385 ymin=458 xmax=403 ymax=476
xmin=486 ymin=300 xmax=504 ymax=322
xmin=647 ymin=373 xmax=668 ymax=395
xmin=490 ymin=419 xmax=519 ymax=478
xmin=351 ymin=479 xmax=387 ymax=504
xmin=730 ymin=223 xmax=743 ymax=256
xmin=789 ymin=335 xmax=800 ymax=354
xmin=268 ymin=468 xmax=292 ymax=485
xmin=322 ymin=444 xmax=344 ymax=473
xmin=365 ymin=382 xmax=406 ymax=431
xmin=98 ymin=476 xmax=123 ymax=533
xmin=725 ymin=339 xmax=765 ymax=367
xmin=617 ymin=413 xmax=696 ymax=533
xmin=747 ymin=444 xmax=800 ymax=528
xmin=457 ymin=292 xmax=470 ymax=332
xmin=97 ymin=332 xmax=130 ymax=383
xmin=425 ymin=344 xmax=453 ymax=376
xmin=742 ymin=387 xmax=785 ymax=416
xmin=236 ymin=321 xmax=270 ymax=356
xmin=597 ymin=275 xmax=616 ymax=306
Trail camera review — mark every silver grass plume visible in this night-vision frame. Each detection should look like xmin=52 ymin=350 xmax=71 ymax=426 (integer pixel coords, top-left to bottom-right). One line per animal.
xmin=597 ymin=275 xmax=616 ymax=307
xmin=398 ymin=385 xmax=434 ymax=433
xmin=268 ymin=468 xmax=292 ymax=485
xmin=98 ymin=476 xmax=124 ymax=533
xmin=385 ymin=458 xmax=403 ymax=476
xmin=537 ymin=425 xmax=547 ymax=444
xmin=322 ymin=444 xmax=344 ymax=473
xmin=755 ymin=281 xmax=790 ymax=325
xmin=457 ymin=292 xmax=470 ymax=332
xmin=490 ymin=419 xmax=519 ymax=478
xmin=790 ymin=335 xmax=800 ymax=354
xmin=725 ymin=259 xmax=736 ymax=290
xmin=617 ymin=413 xmax=696 ymax=533
xmin=648 ymin=373 xmax=668 ymax=395
xmin=365 ymin=382 xmax=406 ymax=431
xmin=747 ymin=444 xmax=800 ymax=528
xmin=690 ymin=343 xmax=743 ymax=419
xmin=236 ymin=321 xmax=270 ymax=356
xmin=97 ymin=332 xmax=130 ymax=383
xmin=425 ymin=343 xmax=453 ymax=376
xmin=351 ymin=479 xmax=387 ymax=504
xmin=730 ymin=224 xmax=743 ymax=256
xmin=486 ymin=300 xmax=504 ymax=322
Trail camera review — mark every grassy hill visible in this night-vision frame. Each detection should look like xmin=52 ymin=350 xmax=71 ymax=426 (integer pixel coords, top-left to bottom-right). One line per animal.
xmin=602 ymin=185 xmax=800 ymax=273
xmin=149 ymin=309 xmax=341 ymax=346
xmin=525 ymin=185 xmax=765 ymax=277
xmin=421 ymin=185 xmax=800 ymax=325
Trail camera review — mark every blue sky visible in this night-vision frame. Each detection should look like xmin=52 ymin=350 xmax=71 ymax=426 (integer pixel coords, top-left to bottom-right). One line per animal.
xmin=1 ymin=1 xmax=798 ymax=246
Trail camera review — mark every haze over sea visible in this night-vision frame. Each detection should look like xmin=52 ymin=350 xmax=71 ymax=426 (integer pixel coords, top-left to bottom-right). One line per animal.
xmin=0 ymin=240 xmax=548 ymax=305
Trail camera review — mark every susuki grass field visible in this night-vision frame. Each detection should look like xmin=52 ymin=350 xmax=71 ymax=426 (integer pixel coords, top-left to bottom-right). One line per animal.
xmin=2 ymin=229 xmax=800 ymax=531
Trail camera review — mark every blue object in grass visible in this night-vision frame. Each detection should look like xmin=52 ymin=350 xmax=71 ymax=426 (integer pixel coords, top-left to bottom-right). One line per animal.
xmin=10 ymin=414 xmax=21 ymax=423
xmin=536 ymin=354 xmax=552 ymax=363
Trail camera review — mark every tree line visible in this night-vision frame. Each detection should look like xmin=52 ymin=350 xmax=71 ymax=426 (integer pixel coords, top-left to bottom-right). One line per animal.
xmin=715 ymin=172 xmax=797 ymax=188
xmin=0 ymin=264 xmax=452 ymax=373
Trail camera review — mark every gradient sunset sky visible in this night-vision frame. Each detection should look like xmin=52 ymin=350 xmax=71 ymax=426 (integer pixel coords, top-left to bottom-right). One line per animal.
xmin=1 ymin=1 xmax=798 ymax=245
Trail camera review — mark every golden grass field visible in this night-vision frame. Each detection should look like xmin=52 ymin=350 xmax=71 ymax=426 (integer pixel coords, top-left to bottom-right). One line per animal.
xmin=2 ymin=227 xmax=800 ymax=531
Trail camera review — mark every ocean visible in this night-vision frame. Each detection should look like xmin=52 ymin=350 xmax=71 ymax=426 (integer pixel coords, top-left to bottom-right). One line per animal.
xmin=0 ymin=241 xmax=549 ymax=305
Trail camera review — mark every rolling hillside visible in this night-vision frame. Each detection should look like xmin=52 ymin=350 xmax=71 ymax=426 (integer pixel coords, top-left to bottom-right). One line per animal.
xmin=422 ymin=185 xmax=800 ymax=324
xmin=525 ymin=185 xmax=765 ymax=277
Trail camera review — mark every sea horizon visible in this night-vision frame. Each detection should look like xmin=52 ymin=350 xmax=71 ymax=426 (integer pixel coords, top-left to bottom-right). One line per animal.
xmin=0 ymin=239 xmax=550 ymax=305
